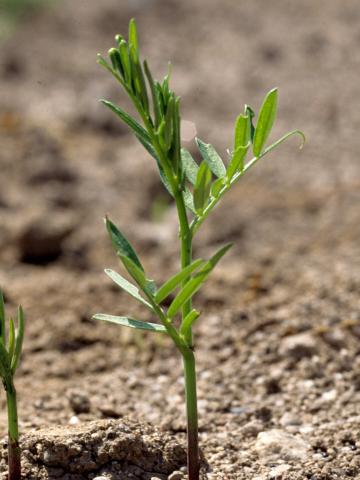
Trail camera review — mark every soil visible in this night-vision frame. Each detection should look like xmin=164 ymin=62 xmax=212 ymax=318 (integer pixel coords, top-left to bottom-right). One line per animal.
xmin=0 ymin=0 xmax=360 ymax=479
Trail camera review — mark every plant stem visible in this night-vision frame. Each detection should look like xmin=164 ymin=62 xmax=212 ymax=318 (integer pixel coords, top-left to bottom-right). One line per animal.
xmin=174 ymin=190 xmax=200 ymax=479
xmin=6 ymin=380 xmax=20 ymax=480
xmin=183 ymin=349 xmax=199 ymax=480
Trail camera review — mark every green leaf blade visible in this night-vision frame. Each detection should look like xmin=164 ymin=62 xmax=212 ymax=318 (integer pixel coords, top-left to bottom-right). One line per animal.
xmin=10 ymin=306 xmax=24 ymax=374
xmin=181 ymin=148 xmax=199 ymax=185
xmin=196 ymin=138 xmax=226 ymax=178
xmin=234 ymin=114 xmax=250 ymax=150
xmin=105 ymin=269 xmax=153 ymax=310
xmin=194 ymin=161 xmax=212 ymax=213
xmin=155 ymin=259 xmax=204 ymax=304
xmin=93 ymin=314 xmax=167 ymax=334
xmin=253 ymin=88 xmax=278 ymax=157
xmin=167 ymin=243 xmax=232 ymax=318
xmin=106 ymin=217 xmax=144 ymax=271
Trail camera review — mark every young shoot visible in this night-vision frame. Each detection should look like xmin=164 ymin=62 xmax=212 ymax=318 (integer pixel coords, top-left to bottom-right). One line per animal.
xmin=0 ymin=291 xmax=25 ymax=480
xmin=94 ymin=19 xmax=304 ymax=480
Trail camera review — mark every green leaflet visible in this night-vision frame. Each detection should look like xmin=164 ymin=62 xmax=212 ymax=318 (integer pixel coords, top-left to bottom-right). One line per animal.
xmin=253 ymin=88 xmax=278 ymax=157
xmin=100 ymin=99 xmax=151 ymax=144
xmin=181 ymin=148 xmax=199 ymax=185
xmin=93 ymin=314 xmax=167 ymax=334
xmin=183 ymin=187 xmax=196 ymax=214
xmin=119 ymin=255 xmax=147 ymax=289
xmin=155 ymin=259 xmax=204 ymax=303
xmin=106 ymin=217 xmax=144 ymax=271
xmin=118 ymin=40 xmax=132 ymax=84
xmin=0 ymin=341 xmax=10 ymax=380
xmin=180 ymin=309 xmax=200 ymax=338
xmin=227 ymin=143 xmax=250 ymax=179
xmin=164 ymin=93 xmax=175 ymax=151
xmin=105 ymin=269 xmax=153 ymax=310
xmin=245 ymin=105 xmax=255 ymax=142
xmin=167 ymin=244 xmax=232 ymax=318
xmin=234 ymin=114 xmax=250 ymax=150
xmin=108 ymin=48 xmax=124 ymax=78
xmin=210 ymin=177 xmax=225 ymax=198
xmin=194 ymin=161 xmax=212 ymax=213
xmin=144 ymin=60 xmax=161 ymax=127
xmin=129 ymin=45 xmax=149 ymax=112
xmin=0 ymin=291 xmax=5 ymax=345
xmin=128 ymin=18 xmax=139 ymax=53
xmin=11 ymin=306 xmax=24 ymax=374
xmin=196 ymin=138 xmax=226 ymax=178
xmin=7 ymin=318 xmax=15 ymax=363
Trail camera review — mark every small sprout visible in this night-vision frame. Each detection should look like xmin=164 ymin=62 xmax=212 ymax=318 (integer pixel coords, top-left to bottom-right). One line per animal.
xmin=95 ymin=19 xmax=304 ymax=480
xmin=0 ymin=291 xmax=25 ymax=480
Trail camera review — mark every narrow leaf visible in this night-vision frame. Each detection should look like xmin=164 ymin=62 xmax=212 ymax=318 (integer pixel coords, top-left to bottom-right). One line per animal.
xmin=128 ymin=18 xmax=139 ymax=52
xmin=181 ymin=148 xmax=199 ymax=185
xmin=118 ymin=40 xmax=132 ymax=84
xmin=100 ymin=100 xmax=151 ymax=144
xmin=108 ymin=48 xmax=124 ymax=78
xmin=119 ymin=255 xmax=147 ymax=289
xmin=227 ymin=143 xmax=250 ymax=179
xmin=93 ymin=314 xmax=167 ymax=333
xmin=183 ymin=187 xmax=196 ymax=213
xmin=245 ymin=105 xmax=255 ymax=142
xmin=210 ymin=177 xmax=225 ymax=198
xmin=253 ymin=88 xmax=278 ymax=157
xmin=234 ymin=114 xmax=250 ymax=150
xmin=0 ymin=342 xmax=10 ymax=379
xmin=155 ymin=259 xmax=204 ymax=303
xmin=144 ymin=60 xmax=161 ymax=127
xmin=130 ymin=45 xmax=149 ymax=112
xmin=105 ymin=269 xmax=153 ymax=310
xmin=167 ymin=244 xmax=232 ymax=318
xmin=7 ymin=318 xmax=15 ymax=363
xmin=180 ymin=309 xmax=201 ymax=338
xmin=164 ymin=94 xmax=175 ymax=150
xmin=194 ymin=161 xmax=212 ymax=213
xmin=0 ymin=291 xmax=5 ymax=345
xmin=196 ymin=138 xmax=226 ymax=178
xmin=11 ymin=306 xmax=24 ymax=374
xmin=106 ymin=217 xmax=144 ymax=271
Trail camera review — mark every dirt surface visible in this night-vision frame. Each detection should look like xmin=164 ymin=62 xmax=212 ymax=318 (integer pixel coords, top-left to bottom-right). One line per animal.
xmin=0 ymin=0 xmax=360 ymax=479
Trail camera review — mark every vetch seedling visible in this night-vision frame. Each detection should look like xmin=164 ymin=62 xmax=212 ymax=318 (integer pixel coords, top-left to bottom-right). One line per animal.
xmin=94 ymin=19 xmax=304 ymax=480
xmin=0 ymin=291 xmax=25 ymax=480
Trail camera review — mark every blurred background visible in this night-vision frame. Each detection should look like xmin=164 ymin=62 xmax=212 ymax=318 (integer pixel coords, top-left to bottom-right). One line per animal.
xmin=0 ymin=0 xmax=359 ymax=477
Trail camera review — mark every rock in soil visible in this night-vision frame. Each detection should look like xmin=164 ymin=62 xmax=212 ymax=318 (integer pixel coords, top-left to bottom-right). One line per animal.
xmin=0 ymin=418 xmax=186 ymax=480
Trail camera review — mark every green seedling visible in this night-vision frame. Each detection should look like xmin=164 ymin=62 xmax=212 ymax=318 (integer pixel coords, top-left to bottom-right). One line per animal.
xmin=0 ymin=291 xmax=25 ymax=480
xmin=94 ymin=19 xmax=304 ymax=479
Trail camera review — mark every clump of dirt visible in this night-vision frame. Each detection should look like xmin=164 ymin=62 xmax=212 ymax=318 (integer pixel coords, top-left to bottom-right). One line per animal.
xmin=0 ymin=418 xmax=187 ymax=479
xmin=0 ymin=0 xmax=360 ymax=479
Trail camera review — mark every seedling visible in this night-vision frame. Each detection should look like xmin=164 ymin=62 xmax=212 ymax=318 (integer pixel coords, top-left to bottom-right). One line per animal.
xmin=0 ymin=291 xmax=25 ymax=480
xmin=94 ymin=19 xmax=304 ymax=479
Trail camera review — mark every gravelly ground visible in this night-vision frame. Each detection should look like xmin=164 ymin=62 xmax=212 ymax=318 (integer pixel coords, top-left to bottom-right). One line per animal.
xmin=0 ymin=0 xmax=359 ymax=478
